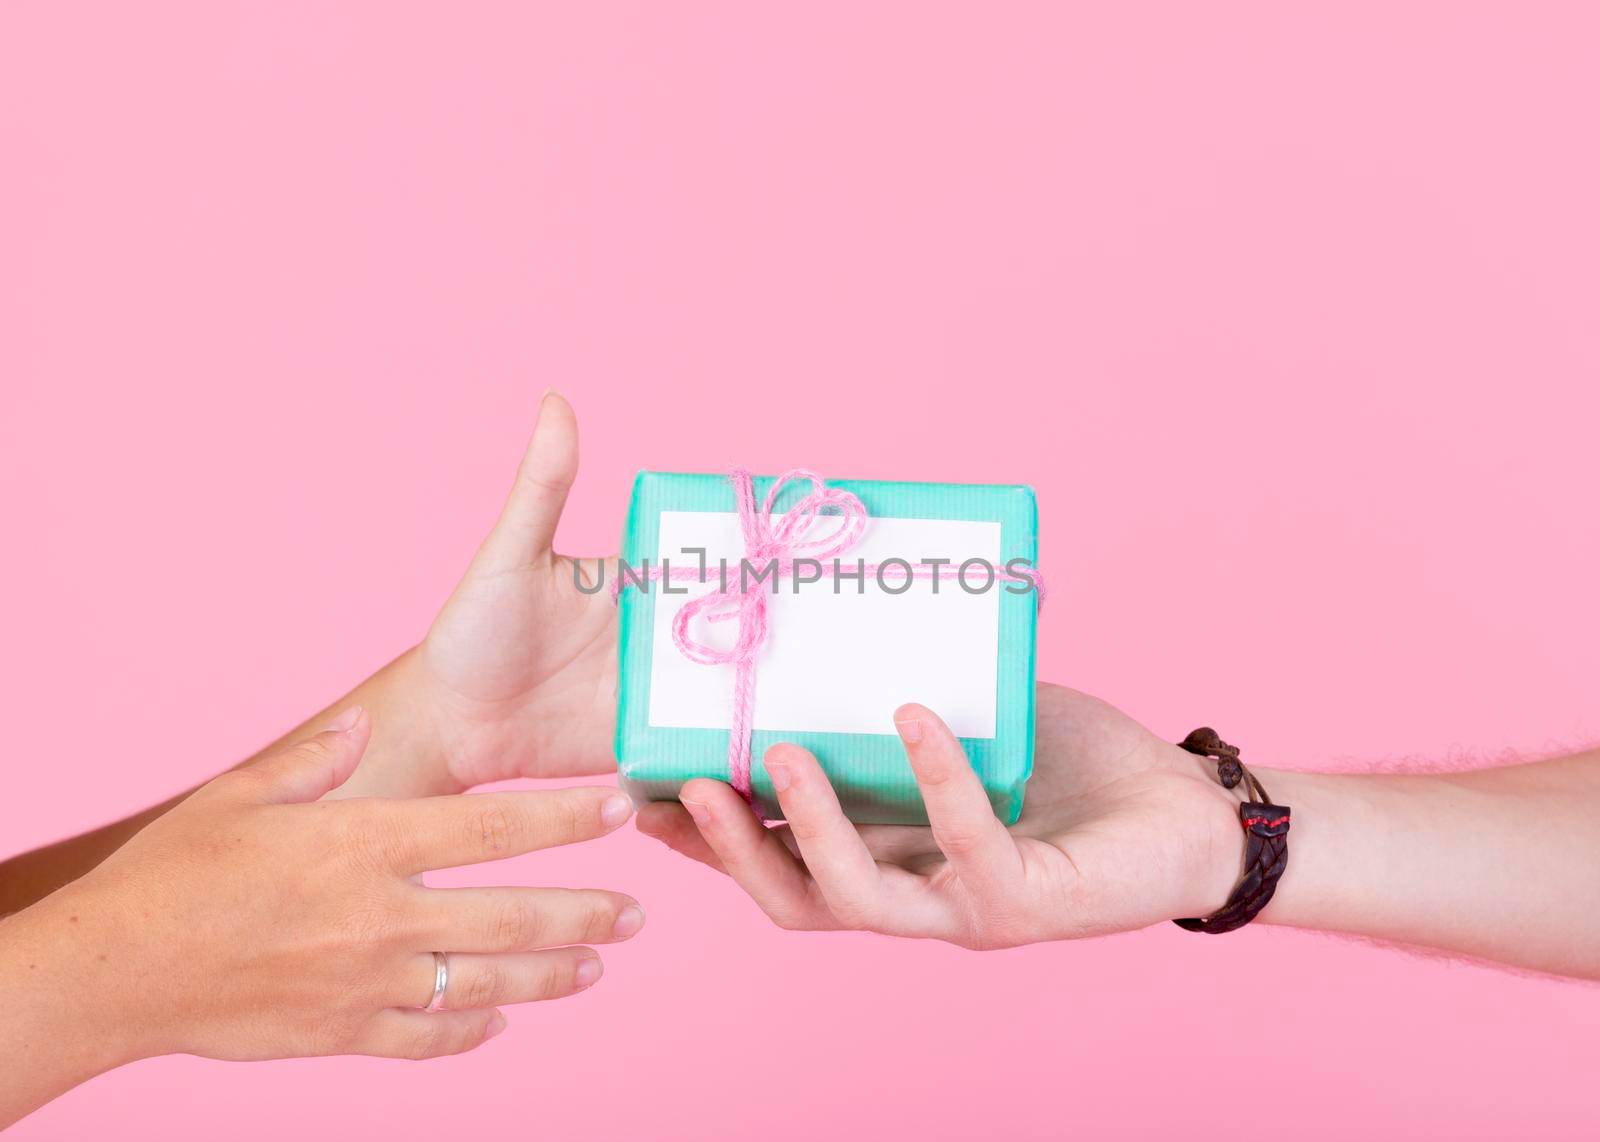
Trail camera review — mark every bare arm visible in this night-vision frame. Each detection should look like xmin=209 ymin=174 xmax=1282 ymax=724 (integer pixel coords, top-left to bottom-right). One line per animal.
xmin=1259 ymin=754 xmax=1600 ymax=977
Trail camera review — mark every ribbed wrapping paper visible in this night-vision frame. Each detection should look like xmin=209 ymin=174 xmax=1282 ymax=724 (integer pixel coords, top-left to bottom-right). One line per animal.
xmin=614 ymin=471 xmax=1041 ymax=824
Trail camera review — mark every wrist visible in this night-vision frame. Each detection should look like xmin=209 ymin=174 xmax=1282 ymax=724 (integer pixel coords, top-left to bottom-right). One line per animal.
xmin=1153 ymin=743 xmax=1258 ymax=921
xmin=1180 ymin=771 xmax=1262 ymax=920
xmin=1165 ymin=746 xmax=1304 ymax=928
xmin=1 ymin=890 xmax=152 ymax=1108
xmin=1242 ymin=767 xmax=1363 ymax=930
xmin=326 ymin=647 xmax=460 ymax=798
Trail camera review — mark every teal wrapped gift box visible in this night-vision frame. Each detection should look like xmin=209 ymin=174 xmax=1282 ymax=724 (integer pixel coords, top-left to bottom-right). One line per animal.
xmin=613 ymin=470 xmax=1041 ymax=825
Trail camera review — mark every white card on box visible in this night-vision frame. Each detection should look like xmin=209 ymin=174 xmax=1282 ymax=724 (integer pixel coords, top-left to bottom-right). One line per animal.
xmin=646 ymin=511 xmax=1002 ymax=738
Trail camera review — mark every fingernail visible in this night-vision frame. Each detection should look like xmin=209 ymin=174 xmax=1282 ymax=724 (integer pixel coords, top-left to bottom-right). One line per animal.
xmin=485 ymin=1011 xmax=507 ymax=1039
xmin=325 ymin=706 xmax=362 ymax=735
xmin=575 ymin=956 xmax=604 ymax=989
xmin=612 ymin=904 xmax=646 ymax=939
xmin=766 ymin=758 xmax=791 ymax=793
xmin=682 ymin=798 xmax=711 ymax=826
xmin=601 ymin=795 xmax=633 ymax=830
xmin=895 ymin=718 xmax=923 ymax=744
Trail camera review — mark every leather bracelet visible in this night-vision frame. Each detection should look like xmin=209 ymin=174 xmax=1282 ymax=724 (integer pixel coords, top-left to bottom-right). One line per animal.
xmin=1171 ymin=727 xmax=1291 ymax=934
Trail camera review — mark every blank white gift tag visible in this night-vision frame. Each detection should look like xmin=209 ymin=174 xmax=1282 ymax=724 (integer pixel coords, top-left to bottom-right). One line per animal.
xmin=646 ymin=511 xmax=1002 ymax=738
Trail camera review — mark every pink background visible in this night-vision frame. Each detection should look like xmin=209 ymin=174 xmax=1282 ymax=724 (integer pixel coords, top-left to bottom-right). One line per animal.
xmin=4 ymin=2 xmax=1599 ymax=1138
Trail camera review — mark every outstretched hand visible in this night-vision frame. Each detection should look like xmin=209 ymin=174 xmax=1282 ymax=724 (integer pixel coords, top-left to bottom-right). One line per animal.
xmin=637 ymin=684 xmax=1243 ymax=948
xmin=1 ymin=711 xmax=643 ymax=1126
xmin=334 ymin=390 xmax=620 ymax=798
xmin=419 ymin=390 xmax=618 ymax=788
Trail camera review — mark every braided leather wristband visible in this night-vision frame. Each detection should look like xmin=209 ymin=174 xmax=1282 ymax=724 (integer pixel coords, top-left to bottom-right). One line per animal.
xmin=1172 ymin=728 xmax=1291 ymax=934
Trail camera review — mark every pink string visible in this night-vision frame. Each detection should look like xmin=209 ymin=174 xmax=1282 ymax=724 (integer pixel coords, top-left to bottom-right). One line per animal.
xmin=618 ymin=468 xmax=1043 ymax=804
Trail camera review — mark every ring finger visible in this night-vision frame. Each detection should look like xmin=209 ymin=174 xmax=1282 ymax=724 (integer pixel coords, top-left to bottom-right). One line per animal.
xmin=400 ymin=947 xmax=604 ymax=1012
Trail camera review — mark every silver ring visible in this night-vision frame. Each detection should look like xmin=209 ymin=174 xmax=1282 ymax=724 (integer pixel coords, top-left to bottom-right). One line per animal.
xmin=424 ymin=952 xmax=449 ymax=1012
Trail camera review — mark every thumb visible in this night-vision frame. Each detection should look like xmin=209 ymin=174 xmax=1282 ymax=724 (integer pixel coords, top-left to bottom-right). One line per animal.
xmin=476 ymin=389 xmax=579 ymax=574
xmin=244 ymin=707 xmax=371 ymax=804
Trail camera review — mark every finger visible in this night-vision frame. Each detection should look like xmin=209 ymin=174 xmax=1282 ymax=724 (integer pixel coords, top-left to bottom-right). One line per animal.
xmin=635 ymin=803 xmax=728 ymax=873
xmin=359 ymin=786 xmax=633 ymax=873
xmin=225 ymin=708 xmax=371 ymax=804
xmin=762 ymin=744 xmax=885 ymax=929
xmin=476 ymin=389 xmax=579 ymax=573
xmin=401 ymin=948 xmax=604 ymax=1012
xmin=678 ymin=778 xmax=825 ymax=930
xmin=409 ymin=887 xmax=645 ymax=953
xmin=357 ymin=1008 xmax=506 ymax=1060
xmin=894 ymin=703 xmax=1022 ymax=895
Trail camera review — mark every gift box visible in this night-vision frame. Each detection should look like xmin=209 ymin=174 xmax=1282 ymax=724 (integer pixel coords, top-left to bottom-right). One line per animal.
xmin=612 ymin=469 xmax=1041 ymax=824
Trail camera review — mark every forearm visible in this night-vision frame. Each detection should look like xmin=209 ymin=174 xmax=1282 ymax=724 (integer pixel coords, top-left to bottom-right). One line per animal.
xmin=1256 ymin=751 xmax=1600 ymax=978
xmin=0 ymin=891 xmax=139 ymax=1128
xmin=0 ymin=647 xmax=446 ymax=916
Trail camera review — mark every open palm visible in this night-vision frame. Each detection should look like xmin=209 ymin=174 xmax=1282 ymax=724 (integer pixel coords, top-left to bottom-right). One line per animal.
xmin=419 ymin=392 xmax=618 ymax=789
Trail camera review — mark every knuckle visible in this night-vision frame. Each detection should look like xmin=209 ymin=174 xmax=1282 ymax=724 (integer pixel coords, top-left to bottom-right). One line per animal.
xmin=309 ymin=1011 xmax=365 ymax=1057
xmin=520 ymin=470 xmax=573 ymax=497
xmin=543 ymin=957 xmax=579 ymax=996
xmin=577 ymin=894 xmax=617 ymax=941
xmin=557 ymin=794 xmax=592 ymax=842
xmin=474 ymin=801 xmax=523 ymax=858
xmin=296 ymin=735 xmax=339 ymax=764
xmin=285 ymin=736 xmax=343 ymax=780
xmin=337 ymin=896 xmax=403 ymax=947
xmin=931 ymin=823 xmax=985 ymax=858
xmin=402 ymin=1021 xmax=447 ymax=1061
xmin=455 ymin=961 xmax=506 ymax=1010
xmin=490 ymin=897 xmax=538 ymax=950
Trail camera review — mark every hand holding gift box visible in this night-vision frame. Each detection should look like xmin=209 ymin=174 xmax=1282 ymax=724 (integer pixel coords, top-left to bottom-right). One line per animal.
xmin=611 ymin=468 xmax=1043 ymax=824
xmin=636 ymin=684 xmax=1260 ymax=948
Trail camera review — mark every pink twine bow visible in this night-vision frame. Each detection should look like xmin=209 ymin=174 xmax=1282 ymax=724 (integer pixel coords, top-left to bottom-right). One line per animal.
xmin=670 ymin=468 xmax=866 ymax=802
